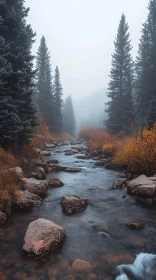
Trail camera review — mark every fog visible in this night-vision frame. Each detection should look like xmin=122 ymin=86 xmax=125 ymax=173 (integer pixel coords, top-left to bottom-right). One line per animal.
xmin=26 ymin=0 xmax=149 ymax=130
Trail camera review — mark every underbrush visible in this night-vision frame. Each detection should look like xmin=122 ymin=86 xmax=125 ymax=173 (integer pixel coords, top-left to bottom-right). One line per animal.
xmin=0 ymin=148 xmax=21 ymax=213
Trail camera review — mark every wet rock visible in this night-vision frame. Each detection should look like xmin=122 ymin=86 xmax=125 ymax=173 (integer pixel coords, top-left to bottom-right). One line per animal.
xmin=113 ymin=178 xmax=127 ymax=189
xmin=23 ymin=218 xmax=66 ymax=258
xmin=46 ymin=143 xmax=56 ymax=149
xmin=50 ymin=164 xmax=66 ymax=172
xmin=22 ymin=178 xmax=48 ymax=198
xmin=65 ymin=151 xmax=74 ymax=156
xmin=35 ymin=167 xmax=46 ymax=180
xmin=15 ymin=191 xmax=42 ymax=211
xmin=40 ymin=151 xmax=51 ymax=156
xmin=125 ymin=223 xmax=145 ymax=230
xmin=46 ymin=159 xmax=59 ymax=164
xmin=48 ymin=178 xmax=64 ymax=188
xmin=0 ymin=211 xmax=7 ymax=225
xmin=137 ymin=185 xmax=156 ymax=197
xmin=64 ymin=168 xmax=81 ymax=173
xmin=94 ymin=161 xmax=106 ymax=166
xmin=86 ymin=274 xmax=97 ymax=280
xmin=71 ymin=149 xmax=79 ymax=154
xmin=101 ymin=252 xmax=134 ymax=266
xmin=76 ymin=155 xmax=89 ymax=160
xmin=122 ymin=235 xmax=147 ymax=251
xmin=75 ymin=146 xmax=84 ymax=152
xmin=61 ymin=195 xmax=88 ymax=215
xmin=72 ymin=259 xmax=92 ymax=271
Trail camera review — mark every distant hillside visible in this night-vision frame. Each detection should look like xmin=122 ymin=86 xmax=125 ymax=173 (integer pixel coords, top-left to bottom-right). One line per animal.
xmin=74 ymin=88 xmax=108 ymax=134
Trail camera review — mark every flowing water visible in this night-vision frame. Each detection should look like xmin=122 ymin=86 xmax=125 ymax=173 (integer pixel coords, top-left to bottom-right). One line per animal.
xmin=0 ymin=144 xmax=156 ymax=280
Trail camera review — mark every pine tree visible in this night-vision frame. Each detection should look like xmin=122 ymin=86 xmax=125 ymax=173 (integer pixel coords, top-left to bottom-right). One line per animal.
xmin=63 ymin=95 xmax=76 ymax=137
xmin=36 ymin=36 xmax=54 ymax=129
xmin=54 ymin=66 xmax=63 ymax=132
xmin=105 ymin=13 xmax=134 ymax=133
xmin=135 ymin=0 xmax=156 ymax=128
xmin=0 ymin=0 xmax=38 ymax=147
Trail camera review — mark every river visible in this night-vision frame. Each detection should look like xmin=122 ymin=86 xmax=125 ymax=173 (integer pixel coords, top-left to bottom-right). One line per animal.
xmin=0 ymin=143 xmax=156 ymax=280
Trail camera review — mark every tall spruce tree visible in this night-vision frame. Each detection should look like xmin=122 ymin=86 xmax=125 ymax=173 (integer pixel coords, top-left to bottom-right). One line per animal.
xmin=36 ymin=36 xmax=54 ymax=129
xmin=105 ymin=13 xmax=134 ymax=133
xmin=63 ymin=95 xmax=76 ymax=137
xmin=0 ymin=0 xmax=37 ymax=147
xmin=54 ymin=66 xmax=63 ymax=132
xmin=135 ymin=0 xmax=156 ymax=128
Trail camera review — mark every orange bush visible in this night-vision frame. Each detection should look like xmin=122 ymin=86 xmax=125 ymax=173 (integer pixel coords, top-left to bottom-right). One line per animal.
xmin=79 ymin=127 xmax=128 ymax=155
xmin=0 ymin=148 xmax=20 ymax=212
xmin=115 ymin=124 xmax=156 ymax=175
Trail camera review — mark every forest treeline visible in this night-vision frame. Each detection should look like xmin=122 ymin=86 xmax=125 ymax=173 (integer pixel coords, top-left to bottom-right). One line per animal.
xmin=105 ymin=0 xmax=156 ymax=134
xmin=0 ymin=1 xmax=76 ymax=150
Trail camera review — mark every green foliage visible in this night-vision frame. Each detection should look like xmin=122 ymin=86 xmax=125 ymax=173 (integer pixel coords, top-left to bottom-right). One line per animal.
xmin=105 ymin=13 xmax=134 ymax=134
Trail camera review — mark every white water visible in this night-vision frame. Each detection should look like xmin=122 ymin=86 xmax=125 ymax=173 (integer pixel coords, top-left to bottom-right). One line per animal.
xmin=116 ymin=253 xmax=156 ymax=280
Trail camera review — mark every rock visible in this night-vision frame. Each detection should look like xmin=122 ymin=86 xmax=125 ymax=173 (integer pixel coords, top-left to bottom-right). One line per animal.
xmin=50 ymin=164 xmax=66 ymax=172
xmin=61 ymin=195 xmax=88 ymax=215
xmin=15 ymin=191 xmax=42 ymax=211
xmin=34 ymin=160 xmax=49 ymax=173
xmin=40 ymin=151 xmax=51 ymax=156
xmin=127 ymin=175 xmax=153 ymax=194
xmin=46 ymin=159 xmax=59 ymax=164
xmin=23 ymin=218 xmax=66 ymax=258
xmin=137 ymin=185 xmax=156 ymax=197
xmin=75 ymin=146 xmax=84 ymax=152
xmin=149 ymin=175 xmax=156 ymax=181
xmin=10 ymin=167 xmax=23 ymax=176
xmin=0 ymin=211 xmax=7 ymax=225
xmin=48 ymin=178 xmax=64 ymax=188
xmin=46 ymin=143 xmax=56 ymax=149
xmin=76 ymin=155 xmax=89 ymax=160
xmin=34 ymin=148 xmax=41 ymax=154
xmin=94 ymin=161 xmax=106 ymax=166
xmin=35 ymin=167 xmax=46 ymax=180
xmin=72 ymin=259 xmax=92 ymax=271
xmin=65 ymin=151 xmax=74 ymax=156
xmin=86 ymin=274 xmax=97 ymax=280
xmin=125 ymin=223 xmax=145 ymax=230
xmin=22 ymin=178 xmax=48 ymax=198
xmin=112 ymin=178 xmax=127 ymax=189
xmin=64 ymin=168 xmax=81 ymax=173
xmin=71 ymin=149 xmax=79 ymax=153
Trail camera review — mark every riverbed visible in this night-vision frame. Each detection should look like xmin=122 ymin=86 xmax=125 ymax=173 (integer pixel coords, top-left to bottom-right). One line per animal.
xmin=0 ymin=144 xmax=156 ymax=280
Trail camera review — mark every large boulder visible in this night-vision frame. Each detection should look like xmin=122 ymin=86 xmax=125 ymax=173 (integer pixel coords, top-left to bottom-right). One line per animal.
xmin=48 ymin=178 xmax=64 ymax=188
xmin=22 ymin=178 xmax=48 ymax=198
xmin=15 ymin=191 xmax=42 ymax=211
xmin=23 ymin=218 xmax=66 ymax=258
xmin=0 ymin=211 xmax=7 ymax=225
xmin=127 ymin=175 xmax=156 ymax=195
xmin=61 ymin=195 xmax=88 ymax=215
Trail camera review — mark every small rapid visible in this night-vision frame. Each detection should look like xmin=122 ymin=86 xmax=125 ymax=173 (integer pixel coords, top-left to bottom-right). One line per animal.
xmin=116 ymin=253 xmax=156 ymax=280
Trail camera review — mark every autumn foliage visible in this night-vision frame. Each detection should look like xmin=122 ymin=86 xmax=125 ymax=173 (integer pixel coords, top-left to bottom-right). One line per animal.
xmin=115 ymin=124 xmax=156 ymax=175
xmin=0 ymin=148 xmax=21 ymax=213
xmin=79 ymin=125 xmax=156 ymax=176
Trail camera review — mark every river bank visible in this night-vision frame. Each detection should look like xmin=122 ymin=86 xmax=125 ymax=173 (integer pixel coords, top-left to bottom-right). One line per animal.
xmin=0 ymin=142 xmax=156 ymax=280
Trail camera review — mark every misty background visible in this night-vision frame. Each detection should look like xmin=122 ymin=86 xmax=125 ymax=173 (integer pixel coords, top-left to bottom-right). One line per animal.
xmin=26 ymin=0 xmax=149 ymax=132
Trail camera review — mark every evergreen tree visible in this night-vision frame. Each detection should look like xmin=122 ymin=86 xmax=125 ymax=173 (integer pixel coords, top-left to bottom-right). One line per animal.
xmin=105 ymin=13 xmax=134 ymax=133
xmin=63 ymin=95 xmax=76 ymax=137
xmin=0 ymin=0 xmax=37 ymax=147
xmin=54 ymin=66 xmax=63 ymax=132
xmin=135 ymin=0 xmax=156 ymax=128
xmin=36 ymin=36 xmax=54 ymax=129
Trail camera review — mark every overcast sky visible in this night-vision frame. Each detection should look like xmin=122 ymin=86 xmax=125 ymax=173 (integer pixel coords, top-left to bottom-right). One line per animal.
xmin=26 ymin=0 xmax=149 ymax=99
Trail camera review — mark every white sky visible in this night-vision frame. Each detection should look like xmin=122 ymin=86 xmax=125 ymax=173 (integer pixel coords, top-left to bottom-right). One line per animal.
xmin=26 ymin=0 xmax=149 ymax=99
